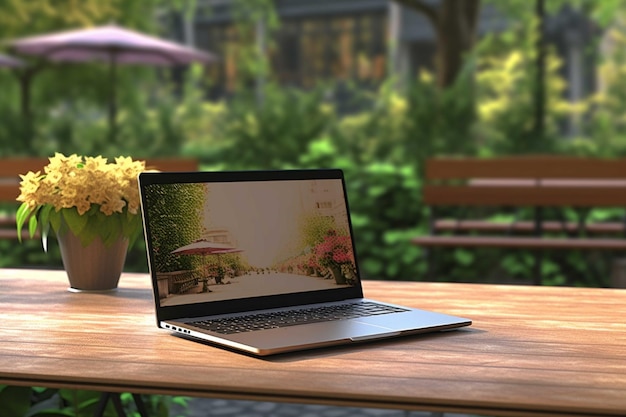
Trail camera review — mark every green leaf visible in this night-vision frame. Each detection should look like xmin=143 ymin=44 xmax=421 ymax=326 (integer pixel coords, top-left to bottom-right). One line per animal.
xmin=27 ymin=411 xmax=73 ymax=417
xmin=39 ymin=205 xmax=53 ymax=230
xmin=77 ymin=224 xmax=100 ymax=247
xmin=155 ymin=401 xmax=170 ymax=417
xmin=0 ymin=385 xmax=32 ymax=417
xmin=56 ymin=389 xmax=107 ymax=417
xmin=16 ymin=202 xmax=30 ymax=224
xmin=48 ymin=209 xmax=62 ymax=233
xmin=28 ymin=214 xmax=39 ymax=238
xmin=39 ymin=205 xmax=54 ymax=252
xmin=62 ymin=208 xmax=89 ymax=237
xmin=94 ymin=211 xmax=110 ymax=241
xmin=454 ymin=249 xmax=475 ymax=266
xmin=16 ymin=202 xmax=34 ymax=243
xmin=124 ymin=214 xmax=143 ymax=248
xmin=102 ymin=215 xmax=122 ymax=247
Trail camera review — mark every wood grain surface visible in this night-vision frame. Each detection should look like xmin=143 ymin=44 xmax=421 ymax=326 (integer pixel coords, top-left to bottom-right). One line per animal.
xmin=1 ymin=268 xmax=625 ymax=417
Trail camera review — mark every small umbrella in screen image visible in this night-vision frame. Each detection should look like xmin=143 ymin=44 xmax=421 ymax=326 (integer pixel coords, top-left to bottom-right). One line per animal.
xmin=9 ymin=24 xmax=216 ymax=132
xmin=171 ymin=240 xmax=241 ymax=292
xmin=171 ymin=239 xmax=235 ymax=256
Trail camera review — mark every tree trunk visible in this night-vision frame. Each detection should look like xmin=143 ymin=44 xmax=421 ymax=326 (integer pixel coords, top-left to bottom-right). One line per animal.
xmin=393 ymin=0 xmax=481 ymax=88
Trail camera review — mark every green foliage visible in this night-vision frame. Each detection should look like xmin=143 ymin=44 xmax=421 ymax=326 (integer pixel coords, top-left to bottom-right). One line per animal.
xmin=0 ymin=386 xmax=173 ymax=417
xmin=144 ymin=183 xmax=205 ymax=272
xmin=5 ymin=0 xmax=626 ymax=289
xmin=570 ymin=12 xmax=626 ymax=157
xmin=471 ymin=15 xmax=573 ymax=154
xmin=3 ymin=10 xmax=626 ymax=417
xmin=14 ymin=68 xmax=203 ymax=159
xmin=0 ymin=0 xmax=117 ymax=38
xmin=328 ymin=82 xmax=413 ymax=165
xmin=0 ymin=103 xmax=29 ymax=156
xmin=300 ymin=141 xmax=426 ymax=280
xmin=0 ymin=0 xmax=183 ymax=154
xmin=299 ymin=214 xmax=337 ymax=249
xmin=230 ymin=0 xmax=280 ymax=87
xmin=0 ymin=385 xmax=31 ymax=417
xmin=17 ymin=204 xmax=142 ymax=249
xmin=208 ymin=83 xmax=335 ymax=169
xmin=403 ymin=70 xmax=478 ymax=168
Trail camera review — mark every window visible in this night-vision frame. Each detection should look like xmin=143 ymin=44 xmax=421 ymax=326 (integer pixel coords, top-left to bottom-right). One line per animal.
xmin=270 ymin=12 xmax=388 ymax=88
xmin=316 ymin=201 xmax=333 ymax=209
xmin=195 ymin=10 xmax=388 ymax=97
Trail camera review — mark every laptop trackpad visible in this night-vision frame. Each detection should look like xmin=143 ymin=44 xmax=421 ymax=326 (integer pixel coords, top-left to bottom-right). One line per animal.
xmin=229 ymin=320 xmax=399 ymax=349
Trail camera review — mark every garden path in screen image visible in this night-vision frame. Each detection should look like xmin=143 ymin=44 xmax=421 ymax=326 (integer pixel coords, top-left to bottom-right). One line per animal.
xmin=161 ymin=271 xmax=350 ymax=307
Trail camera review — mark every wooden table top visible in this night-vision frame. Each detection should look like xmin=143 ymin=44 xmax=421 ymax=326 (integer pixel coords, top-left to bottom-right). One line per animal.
xmin=1 ymin=268 xmax=625 ymax=417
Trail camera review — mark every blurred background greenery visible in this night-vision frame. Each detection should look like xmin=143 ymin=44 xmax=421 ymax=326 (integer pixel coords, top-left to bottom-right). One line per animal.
xmin=2 ymin=0 xmax=626 ymax=287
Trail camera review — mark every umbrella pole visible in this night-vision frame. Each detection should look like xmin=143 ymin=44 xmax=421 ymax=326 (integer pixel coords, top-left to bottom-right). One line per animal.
xmin=202 ymin=257 xmax=210 ymax=292
xmin=17 ymin=69 xmax=33 ymax=149
xmin=216 ymin=254 xmax=224 ymax=284
xmin=109 ymin=54 xmax=117 ymax=138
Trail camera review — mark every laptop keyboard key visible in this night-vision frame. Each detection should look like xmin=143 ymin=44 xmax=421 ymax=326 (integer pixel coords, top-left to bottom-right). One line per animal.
xmin=190 ymin=302 xmax=408 ymax=334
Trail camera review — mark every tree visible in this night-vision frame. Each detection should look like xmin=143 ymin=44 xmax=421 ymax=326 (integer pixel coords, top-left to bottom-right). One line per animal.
xmin=393 ymin=0 xmax=481 ymax=88
xmin=0 ymin=0 xmax=187 ymax=154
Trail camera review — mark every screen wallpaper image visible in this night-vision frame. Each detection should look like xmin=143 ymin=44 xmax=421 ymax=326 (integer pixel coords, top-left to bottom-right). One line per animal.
xmin=145 ymin=179 xmax=358 ymax=307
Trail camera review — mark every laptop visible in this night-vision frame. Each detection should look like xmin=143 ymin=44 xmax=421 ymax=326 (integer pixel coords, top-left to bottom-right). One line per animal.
xmin=138 ymin=169 xmax=471 ymax=356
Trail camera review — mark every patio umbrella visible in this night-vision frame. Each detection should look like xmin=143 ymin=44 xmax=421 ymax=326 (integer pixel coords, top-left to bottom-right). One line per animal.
xmin=171 ymin=239 xmax=241 ymax=288
xmin=0 ymin=52 xmax=24 ymax=68
xmin=171 ymin=240 xmax=235 ymax=256
xmin=9 ymin=24 xmax=216 ymax=132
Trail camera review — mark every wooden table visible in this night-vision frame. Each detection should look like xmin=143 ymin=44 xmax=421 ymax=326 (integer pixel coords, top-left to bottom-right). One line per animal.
xmin=1 ymin=268 xmax=626 ymax=417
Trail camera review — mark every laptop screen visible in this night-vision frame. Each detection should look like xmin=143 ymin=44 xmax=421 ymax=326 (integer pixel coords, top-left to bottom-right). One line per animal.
xmin=139 ymin=170 xmax=362 ymax=317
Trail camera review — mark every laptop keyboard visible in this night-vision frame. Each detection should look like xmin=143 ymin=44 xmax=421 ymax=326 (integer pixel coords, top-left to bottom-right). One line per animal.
xmin=190 ymin=302 xmax=409 ymax=334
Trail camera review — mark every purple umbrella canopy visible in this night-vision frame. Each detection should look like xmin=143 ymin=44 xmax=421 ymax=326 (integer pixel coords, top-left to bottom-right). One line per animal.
xmin=0 ymin=52 xmax=24 ymax=68
xmin=10 ymin=24 xmax=215 ymax=65
xmin=9 ymin=24 xmax=216 ymax=131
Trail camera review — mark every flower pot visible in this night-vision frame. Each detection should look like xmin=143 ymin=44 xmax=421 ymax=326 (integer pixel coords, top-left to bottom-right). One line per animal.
xmin=57 ymin=230 xmax=129 ymax=292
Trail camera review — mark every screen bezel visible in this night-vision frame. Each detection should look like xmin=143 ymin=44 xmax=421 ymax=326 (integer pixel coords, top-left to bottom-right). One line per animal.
xmin=138 ymin=169 xmax=365 ymax=322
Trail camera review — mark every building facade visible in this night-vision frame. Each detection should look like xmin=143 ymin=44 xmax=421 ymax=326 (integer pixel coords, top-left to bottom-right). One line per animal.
xmin=170 ymin=0 xmax=597 ymax=110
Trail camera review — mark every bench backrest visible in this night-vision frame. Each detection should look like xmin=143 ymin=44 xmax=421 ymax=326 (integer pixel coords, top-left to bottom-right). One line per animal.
xmin=423 ymin=156 xmax=626 ymax=207
xmin=0 ymin=157 xmax=199 ymax=202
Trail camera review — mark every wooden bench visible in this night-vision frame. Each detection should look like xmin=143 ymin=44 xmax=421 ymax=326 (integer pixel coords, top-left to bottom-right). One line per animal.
xmin=411 ymin=156 xmax=626 ymax=285
xmin=156 ymin=270 xmax=198 ymax=298
xmin=0 ymin=156 xmax=199 ymax=240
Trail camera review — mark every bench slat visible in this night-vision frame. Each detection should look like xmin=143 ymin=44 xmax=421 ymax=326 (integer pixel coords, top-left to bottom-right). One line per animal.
xmin=0 ymin=229 xmax=40 ymax=240
xmin=0 ymin=158 xmax=49 ymax=176
xmin=416 ymin=157 xmax=626 ymax=285
xmin=412 ymin=236 xmax=626 ymax=250
xmin=433 ymin=220 xmax=626 ymax=234
xmin=423 ymin=185 xmax=626 ymax=206
xmin=426 ymin=157 xmax=626 ymax=180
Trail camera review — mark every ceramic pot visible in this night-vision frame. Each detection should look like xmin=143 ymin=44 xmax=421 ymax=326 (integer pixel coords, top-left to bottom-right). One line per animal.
xmin=57 ymin=230 xmax=129 ymax=292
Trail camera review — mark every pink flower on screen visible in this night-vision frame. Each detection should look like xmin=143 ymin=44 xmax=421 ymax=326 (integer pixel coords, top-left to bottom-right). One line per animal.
xmin=314 ymin=232 xmax=354 ymax=266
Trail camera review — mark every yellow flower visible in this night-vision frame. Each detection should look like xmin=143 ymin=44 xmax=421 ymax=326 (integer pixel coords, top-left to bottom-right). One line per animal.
xmin=17 ymin=153 xmax=146 ymax=216
xmin=16 ymin=153 xmax=149 ymax=248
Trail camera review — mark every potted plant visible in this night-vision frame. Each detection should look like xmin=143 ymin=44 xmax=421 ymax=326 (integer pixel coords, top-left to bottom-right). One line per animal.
xmin=314 ymin=230 xmax=356 ymax=285
xmin=16 ymin=153 xmax=146 ymax=291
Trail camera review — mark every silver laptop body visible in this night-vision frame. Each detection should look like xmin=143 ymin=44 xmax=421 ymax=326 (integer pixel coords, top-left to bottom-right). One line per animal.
xmin=139 ymin=169 xmax=471 ymax=356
